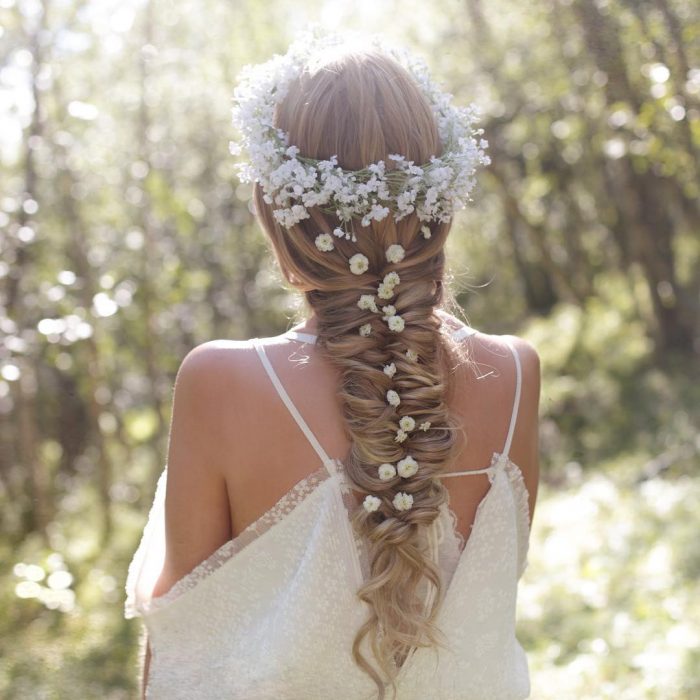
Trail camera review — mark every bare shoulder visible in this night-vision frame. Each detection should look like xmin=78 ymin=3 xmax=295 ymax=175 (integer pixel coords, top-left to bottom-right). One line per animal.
xmin=502 ymin=334 xmax=540 ymax=368
xmin=176 ymin=338 xmax=257 ymax=386
xmin=444 ymin=316 xmax=541 ymax=524
xmin=152 ymin=338 xmax=268 ymax=599
xmin=166 ymin=338 xmax=271 ymax=477
xmin=174 ymin=337 xmax=261 ymax=405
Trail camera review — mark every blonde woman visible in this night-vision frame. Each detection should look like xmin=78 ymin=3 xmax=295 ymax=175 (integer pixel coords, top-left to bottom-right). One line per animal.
xmin=125 ymin=30 xmax=541 ymax=700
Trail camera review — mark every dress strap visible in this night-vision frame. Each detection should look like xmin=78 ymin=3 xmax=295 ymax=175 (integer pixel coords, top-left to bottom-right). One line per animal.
xmin=251 ymin=338 xmax=337 ymax=478
xmin=284 ymin=330 xmax=318 ymax=344
xmin=438 ymin=337 xmax=523 ymax=478
xmin=451 ymin=325 xmax=479 ymax=342
xmin=501 ymin=339 xmax=522 ymax=461
xmin=439 ymin=465 xmax=494 ymax=479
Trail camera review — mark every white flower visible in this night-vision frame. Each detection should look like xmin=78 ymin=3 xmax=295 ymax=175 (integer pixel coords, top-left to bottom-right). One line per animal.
xmin=399 ymin=416 xmax=416 ymax=432
xmin=397 ymin=456 xmax=419 ymax=478
xmin=419 ymin=421 xmax=431 ymax=431
xmin=381 ymin=304 xmax=396 ymax=318
xmin=387 ymin=315 xmax=405 ymax=333
xmin=383 ymin=363 xmax=397 ymax=378
xmin=359 ymin=323 xmax=372 ymax=337
xmin=363 ymin=494 xmax=382 ymax=513
xmin=378 ymin=463 xmax=396 ymax=481
xmin=357 ymin=294 xmax=378 ymax=312
xmin=349 ymin=253 xmax=369 ymax=275
xmin=333 ymin=227 xmax=346 ymax=239
xmin=377 ymin=282 xmax=395 ymax=300
xmin=315 ymin=233 xmax=334 ymax=252
xmin=406 ymin=349 xmax=418 ymax=362
xmin=384 ymin=272 xmax=400 ymax=287
xmin=421 ymin=225 xmax=432 ymax=239
xmin=394 ymin=429 xmax=408 ymax=443
xmin=393 ymin=491 xmax=414 ymax=511
xmin=386 ymin=244 xmax=405 ymax=264
xmin=386 ymin=389 xmax=400 ymax=407
xmin=361 ymin=204 xmax=390 ymax=227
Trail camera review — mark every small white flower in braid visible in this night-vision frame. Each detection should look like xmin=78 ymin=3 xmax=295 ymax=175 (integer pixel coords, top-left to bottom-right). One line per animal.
xmin=363 ymin=494 xmax=382 ymax=513
xmin=397 ymin=456 xmax=419 ymax=478
xmin=386 ymin=390 xmax=400 ymax=407
xmin=392 ymin=491 xmax=414 ymax=511
xmin=378 ymin=463 xmax=396 ymax=481
xmin=394 ymin=429 xmax=408 ymax=443
xmin=315 ymin=233 xmax=334 ymax=251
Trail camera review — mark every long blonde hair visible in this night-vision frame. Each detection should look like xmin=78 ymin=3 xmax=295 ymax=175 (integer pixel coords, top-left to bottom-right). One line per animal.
xmin=253 ymin=44 xmax=469 ymax=699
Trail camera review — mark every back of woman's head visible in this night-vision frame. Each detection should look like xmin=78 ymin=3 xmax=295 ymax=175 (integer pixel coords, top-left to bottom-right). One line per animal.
xmin=252 ymin=42 xmax=467 ymax=699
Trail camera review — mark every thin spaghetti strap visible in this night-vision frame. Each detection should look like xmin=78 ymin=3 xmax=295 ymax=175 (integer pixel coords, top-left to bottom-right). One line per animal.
xmin=439 ymin=465 xmax=494 ymax=479
xmin=501 ymin=339 xmax=522 ymax=461
xmin=251 ymin=338 xmax=337 ymax=478
xmin=451 ymin=325 xmax=478 ymax=342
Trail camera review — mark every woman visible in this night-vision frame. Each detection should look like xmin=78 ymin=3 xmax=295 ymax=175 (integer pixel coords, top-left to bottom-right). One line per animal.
xmin=125 ymin=30 xmax=541 ymax=700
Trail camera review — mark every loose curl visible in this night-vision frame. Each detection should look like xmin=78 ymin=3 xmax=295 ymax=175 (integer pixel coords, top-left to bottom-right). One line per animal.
xmin=253 ymin=45 xmax=471 ymax=699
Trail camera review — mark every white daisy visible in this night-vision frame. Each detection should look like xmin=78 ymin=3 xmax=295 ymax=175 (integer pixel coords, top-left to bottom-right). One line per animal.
xmin=349 ymin=253 xmax=369 ymax=275
xmin=394 ymin=429 xmax=408 ymax=443
xmin=383 ymin=363 xmax=397 ymax=378
xmin=393 ymin=491 xmax=414 ymax=511
xmin=386 ymin=244 xmax=405 ymax=264
xmin=359 ymin=323 xmax=372 ymax=337
xmin=406 ymin=348 xmax=418 ymax=362
xmin=357 ymin=294 xmax=378 ymax=312
xmin=387 ymin=315 xmax=405 ymax=333
xmin=377 ymin=282 xmax=395 ymax=300
xmin=399 ymin=416 xmax=416 ymax=432
xmin=378 ymin=463 xmax=396 ymax=481
xmin=419 ymin=421 xmax=431 ymax=431
xmin=421 ymin=225 xmax=432 ymax=239
xmin=386 ymin=389 xmax=400 ymax=407
xmin=363 ymin=494 xmax=382 ymax=513
xmin=397 ymin=456 xmax=419 ymax=478
xmin=315 ymin=233 xmax=334 ymax=252
xmin=384 ymin=272 xmax=400 ymax=287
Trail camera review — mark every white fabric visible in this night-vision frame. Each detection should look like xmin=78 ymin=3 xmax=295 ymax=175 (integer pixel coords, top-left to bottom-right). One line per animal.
xmin=124 ymin=325 xmax=532 ymax=699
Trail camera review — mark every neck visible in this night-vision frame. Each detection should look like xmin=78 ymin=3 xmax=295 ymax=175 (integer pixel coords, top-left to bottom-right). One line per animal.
xmin=291 ymin=315 xmax=319 ymax=336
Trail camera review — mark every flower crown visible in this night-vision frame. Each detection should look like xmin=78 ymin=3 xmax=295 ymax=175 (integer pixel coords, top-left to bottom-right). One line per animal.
xmin=229 ymin=28 xmax=491 ymax=233
xmin=230 ymin=29 xmax=490 ymax=515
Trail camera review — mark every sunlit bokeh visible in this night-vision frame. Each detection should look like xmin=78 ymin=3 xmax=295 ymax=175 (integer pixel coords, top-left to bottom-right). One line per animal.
xmin=1 ymin=0 xmax=698 ymax=697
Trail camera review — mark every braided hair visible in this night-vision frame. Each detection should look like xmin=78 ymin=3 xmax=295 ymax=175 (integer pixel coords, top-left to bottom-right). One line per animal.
xmin=252 ymin=46 xmax=470 ymax=699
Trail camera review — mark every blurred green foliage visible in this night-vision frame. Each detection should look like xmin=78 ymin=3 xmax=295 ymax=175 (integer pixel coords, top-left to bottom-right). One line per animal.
xmin=0 ymin=0 xmax=698 ymax=697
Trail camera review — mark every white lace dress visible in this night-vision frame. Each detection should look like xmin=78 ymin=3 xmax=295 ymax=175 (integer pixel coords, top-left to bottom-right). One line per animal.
xmin=124 ymin=326 xmax=532 ymax=699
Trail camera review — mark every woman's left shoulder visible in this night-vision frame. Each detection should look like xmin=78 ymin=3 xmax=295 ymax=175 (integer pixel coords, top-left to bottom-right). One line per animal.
xmin=499 ymin=334 xmax=541 ymax=381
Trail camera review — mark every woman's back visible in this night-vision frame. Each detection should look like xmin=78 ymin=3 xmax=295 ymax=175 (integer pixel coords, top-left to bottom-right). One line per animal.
xmin=201 ymin=315 xmax=539 ymax=553
xmin=125 ymin=314 xmax=539 ymax=699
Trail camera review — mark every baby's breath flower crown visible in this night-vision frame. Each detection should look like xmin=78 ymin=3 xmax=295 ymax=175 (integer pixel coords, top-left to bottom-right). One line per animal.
xmin=230 ymin=30 xmax=490 ymax=514
xmin=229 ymin=29 xmax=491 ymax=232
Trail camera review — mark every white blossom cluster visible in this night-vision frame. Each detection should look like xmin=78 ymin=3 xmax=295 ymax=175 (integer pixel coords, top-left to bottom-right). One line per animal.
xmin=393 ymin=492 xmax=414 ymax=511
xmin=230 ymin=28 xmax=491 ymax=231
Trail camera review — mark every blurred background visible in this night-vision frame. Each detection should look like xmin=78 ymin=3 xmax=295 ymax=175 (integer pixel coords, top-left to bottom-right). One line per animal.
xmin=1 ymin=0 xmax=698 ymax=697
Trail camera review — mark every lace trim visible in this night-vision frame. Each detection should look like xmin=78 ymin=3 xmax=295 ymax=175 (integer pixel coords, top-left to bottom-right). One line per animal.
xmin=125 ymin=453 xmax=531 ymax=619
xmin=124 ymin=467 xmax=168 ymax=620
xmin=502 ymin=458 xmax=532 ymax=578
xmin=132 ymin=465 xmax=333 ymax=617
xmin=333 ymin=467 xmax=373 ymax=583
xmin=443 ymin=451 xmax=503 ymax=554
